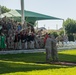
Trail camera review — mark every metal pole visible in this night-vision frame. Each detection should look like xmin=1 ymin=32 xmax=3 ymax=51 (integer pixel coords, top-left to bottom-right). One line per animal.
xmin=63 ymin=19 xmax=65 ymax=35
xmin=0 ymin=5 xmax=1 ymax=19
xmin=56 ymin=24 xmax=58 ymax=30
xmin=21 ymin=0 xmax=25 ymax=25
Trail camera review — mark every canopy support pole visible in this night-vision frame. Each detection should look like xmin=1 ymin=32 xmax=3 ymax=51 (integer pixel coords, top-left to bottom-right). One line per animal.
xmin=0 ymin=5 xmax=1 ymax=19
xmin=63 ymin=19 xmax=65 ymax=35
xmin=21 ymin=0 xmax=25 ymax=25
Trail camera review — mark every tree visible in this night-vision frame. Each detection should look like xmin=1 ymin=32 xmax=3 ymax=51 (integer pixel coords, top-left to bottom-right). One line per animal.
xmin=51 ymin=32 xmax=58 ymax=38
xmin=63 ymin=18 xmax=76 ymax=41
xmin=1 ymin=6 xmax=11 ymax=14
xmin=63 ymin=18 xmax=76 ymax=34
xmin=59 ymin=30 xmax=64 ymax=35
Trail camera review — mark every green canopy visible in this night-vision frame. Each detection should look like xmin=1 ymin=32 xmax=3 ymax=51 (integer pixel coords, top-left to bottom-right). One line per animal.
xmin=1 ymin=10 xmax=63 ymax=23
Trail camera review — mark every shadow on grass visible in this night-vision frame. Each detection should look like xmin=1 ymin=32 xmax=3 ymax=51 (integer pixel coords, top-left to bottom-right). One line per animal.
xmin=0 ymin=53 xmax=46 ymax=63
xmin=0 ymin=53 xmax=76 ymax=63
xmin=59 ymin=53 xmax=76 ymax=63
xmin=0 ymin=60 xmax=71 ymax=74
xmin=0 ymin=53 xmax=76 ymax=74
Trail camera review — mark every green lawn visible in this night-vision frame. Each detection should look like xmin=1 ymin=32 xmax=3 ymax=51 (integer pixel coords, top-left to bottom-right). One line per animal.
xmin=0 ymin=49 xmax=76 ymax=75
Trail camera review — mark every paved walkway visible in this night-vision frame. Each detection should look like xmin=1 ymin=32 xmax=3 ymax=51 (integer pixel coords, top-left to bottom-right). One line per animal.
xmin=0 ymin=49 xmax=45 ymax=54
xmin=0 ymin=47 xmax=76 ymax=54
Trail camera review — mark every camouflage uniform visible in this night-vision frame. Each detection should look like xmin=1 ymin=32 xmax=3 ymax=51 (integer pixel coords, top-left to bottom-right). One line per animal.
xmin=45 ymin=37 xmax=52 ymax=62
xmin=51 ymin=36 xmax=59 ymax=62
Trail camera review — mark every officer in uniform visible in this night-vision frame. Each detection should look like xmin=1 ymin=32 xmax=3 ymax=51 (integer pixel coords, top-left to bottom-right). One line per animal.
xmin=45 ymin=34 xmax=52 ymax=62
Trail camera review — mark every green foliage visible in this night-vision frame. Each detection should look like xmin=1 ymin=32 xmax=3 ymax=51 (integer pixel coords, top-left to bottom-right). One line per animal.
xmin=68 ymin=34 xmax=74 ymax=41
xmin=63 ymin=18 xmax=76 ymax=34
xmin=47 ymin=30 xmax=59 ymax=38
xmin=1 ymin=6 xmax=11 ymax=14
xmin=63 ymin=18 xmax=76 ymax=40
xmin=51 ymin=32 xmax=58 ymax=38
xmin=59 ymin=30 xmax=64 ymax=35
xmin=0 ymin=50 xmax=76 ymax=75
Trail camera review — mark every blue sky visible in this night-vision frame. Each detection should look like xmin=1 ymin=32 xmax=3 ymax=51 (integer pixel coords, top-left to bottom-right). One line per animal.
xmin=0 ymin=0 xmax=76 ymax=29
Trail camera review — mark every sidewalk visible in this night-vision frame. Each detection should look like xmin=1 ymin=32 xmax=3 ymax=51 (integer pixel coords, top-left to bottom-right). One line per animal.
xmin=0 ymin=49 xmax=45 ymax=54
xmin=0 ymin=47 xmax=75 ymax=55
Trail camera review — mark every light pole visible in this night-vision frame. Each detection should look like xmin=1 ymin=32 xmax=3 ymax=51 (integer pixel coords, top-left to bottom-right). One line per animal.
xmin=56 ymin=24 xmax=58 ymax=30
xmin=44 ymin=24 xmax=45 ymax=28
xmin=21 ymin=0 xmax=25 ymax=25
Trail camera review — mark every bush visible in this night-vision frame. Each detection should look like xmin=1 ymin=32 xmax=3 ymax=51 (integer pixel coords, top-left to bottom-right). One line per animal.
xmin=51 ymin=32 xmax=58 ymax=38
xmin=68 ymin=34 xmax=74 ymax=41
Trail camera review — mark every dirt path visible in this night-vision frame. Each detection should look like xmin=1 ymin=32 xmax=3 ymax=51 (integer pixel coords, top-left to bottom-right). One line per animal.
xmin=36 ymin=61 xmax=76 ymax=66
xmin=50 ymin=61 xmax=76 ymax=66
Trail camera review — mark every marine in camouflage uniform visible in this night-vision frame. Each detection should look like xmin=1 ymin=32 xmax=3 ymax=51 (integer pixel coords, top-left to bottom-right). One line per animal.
xmin=45 ymin=34 xmax=52 ymax=62
xmin=51 ymin=35 xmax=59 ymax=62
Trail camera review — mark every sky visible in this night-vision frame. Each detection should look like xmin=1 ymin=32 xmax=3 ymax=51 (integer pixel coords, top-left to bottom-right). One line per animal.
xmin=0 ymin=0 xmax=76 ymax=29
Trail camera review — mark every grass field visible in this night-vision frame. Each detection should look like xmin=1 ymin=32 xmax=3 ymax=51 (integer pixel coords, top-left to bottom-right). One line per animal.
xmin=0 ymin=49 xmax=76 ymax=75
